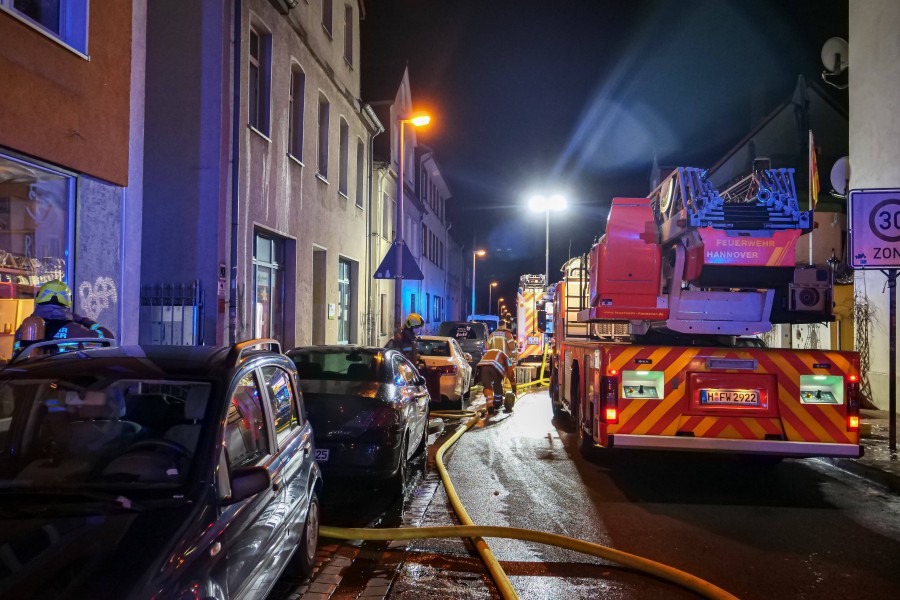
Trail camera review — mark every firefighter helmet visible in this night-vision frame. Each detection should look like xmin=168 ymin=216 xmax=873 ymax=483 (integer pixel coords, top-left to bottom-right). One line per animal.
xmin=405 ymin=313 xmax=424 ymax=329
xmin=35 ymin=280 xmax=72 ymax=307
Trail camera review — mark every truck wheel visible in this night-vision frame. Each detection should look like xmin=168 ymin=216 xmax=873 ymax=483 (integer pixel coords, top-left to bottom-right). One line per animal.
xmin=578 ymin=408 xmax=598 ymax=460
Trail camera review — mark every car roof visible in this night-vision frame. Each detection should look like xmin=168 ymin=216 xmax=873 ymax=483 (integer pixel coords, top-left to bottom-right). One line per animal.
xmin=418 ymin=335 xmax=452 ymax=341
xmin=287 ymin=345 xmax=384 ymax=356
xmin=0 ymin=344 xmax=290 ymax=381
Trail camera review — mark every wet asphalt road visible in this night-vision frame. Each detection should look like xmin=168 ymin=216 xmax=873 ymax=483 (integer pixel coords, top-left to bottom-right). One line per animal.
xmin=275 ymin=390 xmax=900 ymax=599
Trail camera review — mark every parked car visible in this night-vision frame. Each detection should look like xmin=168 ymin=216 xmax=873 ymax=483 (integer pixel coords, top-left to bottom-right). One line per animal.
xmin=467 ymin=313 xmax=500 ymax=333
xmin=436 ymin=321 xmax=490 ymax=369
xmin=416 ymin=335 xmax=473 ymax=408
xmin=287 ymin=346 xmax=429 ymax=492
xmin=0 ymin=340 xmax=322 ymax=600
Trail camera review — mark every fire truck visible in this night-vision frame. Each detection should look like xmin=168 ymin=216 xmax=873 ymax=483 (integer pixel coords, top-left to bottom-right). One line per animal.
xmin=549 ymin=167 xmax=862 ymax=460
xmin=516 ymin=274 xmax=550 ymax=366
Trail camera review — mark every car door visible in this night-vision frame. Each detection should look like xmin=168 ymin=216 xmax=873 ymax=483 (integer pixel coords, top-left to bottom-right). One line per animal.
xmin=217 ymin=368 xmax=281 ymax=598
xmin=257 ymin=364 xmax=316 ymax=586
xmin=395 ymin=357 xmax=429 ymax=450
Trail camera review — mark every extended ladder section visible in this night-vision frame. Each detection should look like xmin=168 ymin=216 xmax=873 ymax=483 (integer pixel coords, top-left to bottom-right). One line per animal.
xmin=577 ymin=167 xmax=831 ymax=336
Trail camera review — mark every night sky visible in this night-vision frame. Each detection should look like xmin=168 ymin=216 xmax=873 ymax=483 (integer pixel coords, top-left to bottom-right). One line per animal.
xmin=362 ymin=0 xmax=848 ymax=308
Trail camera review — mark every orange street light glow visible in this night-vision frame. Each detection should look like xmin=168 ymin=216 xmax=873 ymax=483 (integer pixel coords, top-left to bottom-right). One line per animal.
xmin=410 ymin=115 xmax=431 ymax=127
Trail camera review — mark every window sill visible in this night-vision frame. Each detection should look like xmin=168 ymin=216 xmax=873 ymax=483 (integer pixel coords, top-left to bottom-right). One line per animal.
xmin=0 ymin=6 xmax=89 ymax=60
xmin=316 ymin=172 xmax=329 ymax=184
xmin=355 ymin=202 xmax=364 ymax=211
xmin=248 ymin=125 xmax=272 ymax=143
xmin=338 ymin=191 xmax=349 ymax=200
xmin=344 ymin=57 xmax=353 ymax=70
xmin=322 ymin=24 xmax=333 ymax=39
xmin=288 ymin=154 xmax=304 ymax=167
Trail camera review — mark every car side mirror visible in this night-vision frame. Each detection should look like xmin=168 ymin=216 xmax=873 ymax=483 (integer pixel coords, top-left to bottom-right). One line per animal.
xmin=536 ymin=309 xmax=547 ymax=333
xmin=414 ymin=375 xmax=426 ymax=386
xmin=463 ymin=353 xmax=472 ymax=362
xmin=225 ymin=466 xmax=271 ymax=504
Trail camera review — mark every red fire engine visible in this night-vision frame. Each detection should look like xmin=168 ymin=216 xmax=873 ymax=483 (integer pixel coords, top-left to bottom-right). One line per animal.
xmin=550 ymin=167 xmax=861 ymax=459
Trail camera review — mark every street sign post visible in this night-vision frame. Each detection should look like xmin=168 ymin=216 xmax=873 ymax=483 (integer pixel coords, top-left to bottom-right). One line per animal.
xmin=850 ymin=188 xmax=900 ymax=451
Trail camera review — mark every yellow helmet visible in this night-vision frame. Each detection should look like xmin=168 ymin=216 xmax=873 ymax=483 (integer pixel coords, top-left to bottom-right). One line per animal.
xmin=405 ymin=313 xmax=424 ymax=329
xmin=35 ymin=280 xmax=72 ymax=307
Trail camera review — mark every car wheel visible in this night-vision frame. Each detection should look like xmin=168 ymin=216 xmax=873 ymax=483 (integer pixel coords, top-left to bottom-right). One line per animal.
xmin=294 ymin=492 xmax=319 ymax=579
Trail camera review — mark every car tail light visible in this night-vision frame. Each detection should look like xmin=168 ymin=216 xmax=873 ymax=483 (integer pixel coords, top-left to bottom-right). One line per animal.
xmin=433 ymin=364 xmax=458 ymax=376
xmin=603 ymin=375 xmax=619 ymax=424
xmin=846 ymin=375 xmax=860 ymax=431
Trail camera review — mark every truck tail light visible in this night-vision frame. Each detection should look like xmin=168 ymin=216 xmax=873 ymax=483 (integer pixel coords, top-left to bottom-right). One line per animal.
xmin=603 ymin=375 xmax=619 ymax=423
xmin=846 ymin=375 xmax=860 ymax=431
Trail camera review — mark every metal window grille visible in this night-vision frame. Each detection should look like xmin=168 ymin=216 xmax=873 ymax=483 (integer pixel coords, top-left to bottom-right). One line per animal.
xmin=139 ymin=281 xmax=204 ymax=345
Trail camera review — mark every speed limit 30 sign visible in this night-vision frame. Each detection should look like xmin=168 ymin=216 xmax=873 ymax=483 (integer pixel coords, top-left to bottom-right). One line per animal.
xmin=850 ymin=188 xmax=900 ymax=269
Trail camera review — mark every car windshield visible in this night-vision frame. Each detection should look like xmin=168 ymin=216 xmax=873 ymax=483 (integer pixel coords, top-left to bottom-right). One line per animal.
xmin=418 ymin=339 xmax=451 ymax=357
xmin=291 ymin=351 xmax=379 ymax=381
xmin=0 ymin=378 xmax=211 ymax=493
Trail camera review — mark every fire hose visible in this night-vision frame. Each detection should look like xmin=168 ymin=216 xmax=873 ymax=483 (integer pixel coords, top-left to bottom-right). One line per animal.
xmin=320 ymin=402 xmax=740 ymax=600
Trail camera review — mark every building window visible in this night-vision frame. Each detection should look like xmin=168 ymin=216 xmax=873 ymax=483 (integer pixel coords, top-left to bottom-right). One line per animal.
xmin=317 ymin=94 xmax=330 ymax=178
xmin=338 ymin=117 xmax=349 ymax=196
xmin=355 ymin=138 xmax=364 ymax=208
xmin=409 ymin=293 xmax=416 ymax=315
xmin=322 ymin=0 xmax=332 ymax=37
xmin=289 ymin=66 xmax=305 ymax=160
xmin=426 ymin=293 xmax=431 ymax=322
xmin=421 ymin=224 xmax=427 ymax=256
xmin=343 ymin=4 xmax=353 ymax=65
xmin=383 ymin=192 xmax=392 ymax=239
xmin=0 ymin=152 xmax=72 ymax=362
xmin=337 ymin=258 xmax=353 ymax=343
xmin=433 ymin=295 xmax=441 ymax=323
xmin=253 ymin=232 xmax=284 ymax=342
xmin=1 ymin=0 xmax=88 ymax=55
xmin=248 ymin=25 xmax=272 ymax=135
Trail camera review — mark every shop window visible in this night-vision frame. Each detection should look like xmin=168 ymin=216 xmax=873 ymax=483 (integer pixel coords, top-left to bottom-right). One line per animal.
xmin=337 ymin=258 xmax=353 ymax=344
xmin=1 ymin=0 xmax=88 ymax=55
xmin=253 ymin=232 xmax=284 ymax=342
xmin=0 ymin=152 xmax=72 ymax=362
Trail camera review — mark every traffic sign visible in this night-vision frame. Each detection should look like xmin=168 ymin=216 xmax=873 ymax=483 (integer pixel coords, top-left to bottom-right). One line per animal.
xmin=373 ymin=240 xmax=424 ymax=280
xmin=849 ymin=188 xmax=900 ymax=269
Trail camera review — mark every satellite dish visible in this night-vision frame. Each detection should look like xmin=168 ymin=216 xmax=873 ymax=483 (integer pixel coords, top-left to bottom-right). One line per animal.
xmin=830 ymin=156 xmax=850 ymax=196
xmin=821 ymin=37 xmax=849 ymax=73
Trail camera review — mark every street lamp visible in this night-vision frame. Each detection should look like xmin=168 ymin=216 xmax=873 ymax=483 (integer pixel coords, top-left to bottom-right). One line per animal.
xmin=528 ymin=193 xmax=567 ymax=288
xmin=471 ymin=249 xmax=486 ymax=315
xmin=488 ymin=282 xmax=498 ymax=317
xmin=497 ymin=297 xmax=504 ymax=316
xmin=394 ymin=112 xmax=431 ymax=329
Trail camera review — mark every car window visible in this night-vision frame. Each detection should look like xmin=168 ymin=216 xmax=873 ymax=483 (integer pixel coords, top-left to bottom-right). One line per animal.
xmin=291 ymin=351 xmax=378 ymax=381
xmin=0 ymin=378 xmax=211 ymax=489
xmin=225 ymin=371 xmax=269 ymax=469
xmin=438 ymin=323 xmax=485 ymax=342
xmin=396 ymin=361 xmax=418 ymax=386
xmin=417 ymin=339 xmax=450 ymax=357
xmin=261 ymin=366 xmax=300 ymax=445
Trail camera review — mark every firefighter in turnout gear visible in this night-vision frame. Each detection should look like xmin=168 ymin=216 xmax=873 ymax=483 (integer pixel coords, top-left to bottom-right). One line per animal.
xmin=13 ymin=280 xmax=113 ymax=357
xmin=477 ymin=318 xmax=518 ymax=413
xmin=386 ymin=312 xmax=425 ymax=364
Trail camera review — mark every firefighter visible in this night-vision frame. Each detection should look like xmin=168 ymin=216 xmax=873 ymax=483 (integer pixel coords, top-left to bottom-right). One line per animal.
xmin=476 ymin=326 xmax=518 ymax=413
xmin=489 ymin=318 xmax=517 ymax=361
xmin=13 ymin=280 xmax=113 ymax=357
xmin=386 ymin=312 xmax=424 ymax=364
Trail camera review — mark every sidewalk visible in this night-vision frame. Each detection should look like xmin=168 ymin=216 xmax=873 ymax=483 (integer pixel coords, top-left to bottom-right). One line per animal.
xmin=821 ymin=409 xmax=900 ymax=493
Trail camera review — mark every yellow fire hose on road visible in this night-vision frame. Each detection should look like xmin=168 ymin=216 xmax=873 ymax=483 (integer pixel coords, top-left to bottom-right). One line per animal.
xmin=320 ymin=400 xmax=740 ymax=600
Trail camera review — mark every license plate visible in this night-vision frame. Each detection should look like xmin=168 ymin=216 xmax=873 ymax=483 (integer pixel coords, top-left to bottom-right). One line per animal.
xmin=314 ymin=449 xmax=330 ymax=462
xmin=700 ymin=389 xmax=760 ymax=405
xmin=526 ymin=336 xmax=541 ymax=345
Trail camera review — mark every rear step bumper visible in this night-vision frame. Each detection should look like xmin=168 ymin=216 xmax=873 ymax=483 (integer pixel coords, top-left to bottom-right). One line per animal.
xmin=608 ymin=434 xmax=863 ymax=458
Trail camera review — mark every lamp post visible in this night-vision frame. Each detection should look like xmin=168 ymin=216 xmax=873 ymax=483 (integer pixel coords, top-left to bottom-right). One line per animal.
xmin=488 ymin=282 xmax=498 ymax=316
xmin=471 ymin=249 xmax=486 ymax=315
xmin=394 ymin=113 xmax=431 ymax=329
xmin=528 ymin=193 xmax=567 ymax=288
xmin=497 ymin=297 xmax=504 ymax=316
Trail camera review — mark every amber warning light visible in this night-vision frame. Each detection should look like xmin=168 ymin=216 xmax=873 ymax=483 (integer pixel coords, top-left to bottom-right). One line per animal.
xmin=605 ymin=408 xmax=618 ymax=422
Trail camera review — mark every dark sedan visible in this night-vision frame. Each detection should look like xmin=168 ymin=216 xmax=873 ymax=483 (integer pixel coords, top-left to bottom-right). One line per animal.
xmin=0 ymin=340 xmax=322 ymax=600
xmin=287 ymin=346 xmax=430 ymax=492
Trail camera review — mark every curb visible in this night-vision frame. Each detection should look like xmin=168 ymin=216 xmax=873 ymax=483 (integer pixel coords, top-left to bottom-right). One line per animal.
xmin=820 ymin=454 xmax=900 ymax=494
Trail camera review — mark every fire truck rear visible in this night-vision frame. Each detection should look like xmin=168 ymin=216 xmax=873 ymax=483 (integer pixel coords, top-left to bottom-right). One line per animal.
xmin=550 ymin=167 xmax=862 ymax=459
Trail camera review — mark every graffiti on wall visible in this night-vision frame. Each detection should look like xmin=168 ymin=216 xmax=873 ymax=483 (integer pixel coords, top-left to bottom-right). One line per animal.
xmin=79 ymin=276 xmax=118 ymax=321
